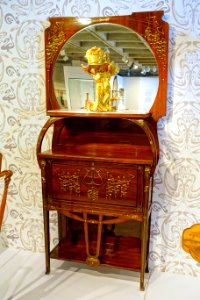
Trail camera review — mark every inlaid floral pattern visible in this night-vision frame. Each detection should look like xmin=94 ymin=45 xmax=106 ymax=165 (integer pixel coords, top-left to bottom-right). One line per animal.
xmin=0 ymin=0 xmax=200 ymax=277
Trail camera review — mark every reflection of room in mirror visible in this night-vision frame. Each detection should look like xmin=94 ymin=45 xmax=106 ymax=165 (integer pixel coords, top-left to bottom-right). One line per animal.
xmin=68 ymin=78 xmax=95 ymax=109
xmin=54 ymin=89 xmax=67 ymax=107
xmin=139 ymin=77 xmax=159 ymax=111
xmin=61 ymin=65 xmax=158 ymax=112
xmin=53 ymin=62 xmax=68 ymax=108
xmin=64 ymin=66 xmax=95 ymax=110
xmin=114 ymin=75 xmax=158 ymax=112
xmin=53 ymin=22 xmax=159 ymax=113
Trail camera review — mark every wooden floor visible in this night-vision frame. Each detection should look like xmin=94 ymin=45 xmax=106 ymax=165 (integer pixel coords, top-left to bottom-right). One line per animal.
xmin=0 ymin=246 xmax=200 ymax=300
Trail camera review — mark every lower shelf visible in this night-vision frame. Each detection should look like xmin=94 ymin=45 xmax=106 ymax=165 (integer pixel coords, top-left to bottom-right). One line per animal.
xmin=50 ymin=235 xmax=141 ymax=270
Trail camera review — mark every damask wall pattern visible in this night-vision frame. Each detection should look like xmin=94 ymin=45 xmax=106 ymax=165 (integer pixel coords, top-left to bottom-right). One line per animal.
xmin=0 ymin=0 xmax=200 ymax=276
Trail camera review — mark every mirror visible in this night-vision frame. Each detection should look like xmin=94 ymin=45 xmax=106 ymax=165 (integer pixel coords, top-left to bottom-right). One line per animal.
xmin=53 ymin=23 xmax=159 ymax=113
xmin=46 ymin=12 xmax=168 ymax=120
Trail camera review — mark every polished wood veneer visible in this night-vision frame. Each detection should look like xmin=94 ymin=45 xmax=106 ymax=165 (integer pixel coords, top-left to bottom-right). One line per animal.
xmin=37 ymin=116 xmax=154 ymax=290
xmin=37 ymin=11 xmax=169 ymax=291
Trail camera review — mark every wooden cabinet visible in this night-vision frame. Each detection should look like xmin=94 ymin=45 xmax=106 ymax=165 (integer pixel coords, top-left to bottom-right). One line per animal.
xmin=37 ymin=12 xmax=168 ymax=290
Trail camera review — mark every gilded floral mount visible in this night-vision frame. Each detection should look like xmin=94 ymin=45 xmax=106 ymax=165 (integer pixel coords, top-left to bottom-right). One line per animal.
xmin=81 ymin=47 xmax=119 ymax=112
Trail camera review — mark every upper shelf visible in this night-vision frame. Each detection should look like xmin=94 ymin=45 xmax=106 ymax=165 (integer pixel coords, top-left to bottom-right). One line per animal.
xmin=47 ymin=109 xmax=151 ymax=119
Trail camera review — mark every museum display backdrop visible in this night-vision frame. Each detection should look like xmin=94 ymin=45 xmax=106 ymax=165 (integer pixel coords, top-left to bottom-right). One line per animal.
xmin=1 ymin=0 xmax=200 ymax=280
xmin=36 ymin=11 xmax=168 ymax=290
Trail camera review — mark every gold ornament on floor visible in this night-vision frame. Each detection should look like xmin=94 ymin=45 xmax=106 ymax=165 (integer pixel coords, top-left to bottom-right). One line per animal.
xmin=182 ymin=223 xmax=200 ymax=263
xmin=81 ymin=47 xmax=119 ymax=112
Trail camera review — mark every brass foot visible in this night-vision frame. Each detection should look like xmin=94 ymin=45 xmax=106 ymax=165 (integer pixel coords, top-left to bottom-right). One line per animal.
xmin=86 ymin=256 xmax=100 ymax=267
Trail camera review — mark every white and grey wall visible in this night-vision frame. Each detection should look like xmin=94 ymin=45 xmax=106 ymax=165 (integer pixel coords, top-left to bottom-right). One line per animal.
xmin=0 ymin=0 xmax=200 ymax=277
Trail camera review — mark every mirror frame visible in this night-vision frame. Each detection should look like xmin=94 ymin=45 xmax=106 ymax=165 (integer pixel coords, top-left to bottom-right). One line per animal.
xmin=45 ymin=11 xmax=169 ymax=121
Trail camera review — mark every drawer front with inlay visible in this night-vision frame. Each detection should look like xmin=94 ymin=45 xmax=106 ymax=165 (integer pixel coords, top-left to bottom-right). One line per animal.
xmin=51 ymin=161 xmax=144 ymax=208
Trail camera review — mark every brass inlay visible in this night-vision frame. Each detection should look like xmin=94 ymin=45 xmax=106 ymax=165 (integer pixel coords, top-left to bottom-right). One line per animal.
xmin=106 ymin=173 xmax=133 ymax=199
xmin=136 ymin=119 xmax=145 ymax=126
xmin=40 ymin=159 xmax=46 ymax=169
xmin=182 ymin=224 xmax=200 ymax=263
xmin=83 ymin=167 xmax=104 ymax=202
xmin=84 ymin=213 xmax=103 ymax=267
xmin=41 ymin=160 xmax=46 ymax=183
xmin=88 ymin=186 xmax=98 ymax=201
xmin=55 ymin=168 xmax=80 ymax=196
xmin=46 ymin=22 xmax=65 ymax=69
xmin=144 ymin=166 xmax=151 ymax=177
xmin=41 ymin=176 xmax=46 ymax=183
xmin=144 ymin=16 xmax=167 ymax=69
xmin=56 ymin=165 xmax=135 ymax=203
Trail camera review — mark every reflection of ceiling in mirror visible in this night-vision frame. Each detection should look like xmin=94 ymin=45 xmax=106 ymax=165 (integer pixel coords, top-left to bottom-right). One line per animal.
xmin=57 ymin=24 xmax=158 ymax=77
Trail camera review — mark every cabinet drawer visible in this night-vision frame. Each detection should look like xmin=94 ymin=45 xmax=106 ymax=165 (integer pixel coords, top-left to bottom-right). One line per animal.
xmin=51 ymin=161 xmax=143 ymax=208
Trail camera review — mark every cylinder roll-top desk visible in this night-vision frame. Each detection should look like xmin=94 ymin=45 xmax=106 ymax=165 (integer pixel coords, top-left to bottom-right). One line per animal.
xmin=37 ymin=11 xmax=168 ymax=291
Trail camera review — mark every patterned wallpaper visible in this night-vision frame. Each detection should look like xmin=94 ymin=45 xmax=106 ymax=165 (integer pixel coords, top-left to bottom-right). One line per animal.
xmin=0 ymin=0 xmax=200 ymax=276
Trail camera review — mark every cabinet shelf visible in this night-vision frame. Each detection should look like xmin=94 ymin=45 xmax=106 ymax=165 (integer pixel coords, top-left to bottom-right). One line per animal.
xmin=39 ymin=144 xmax=153 ymax=165
xmin=47 ymin=109 xmax=151 ymax=119
xmin=50 ymin=235 xmax=141 ymax=271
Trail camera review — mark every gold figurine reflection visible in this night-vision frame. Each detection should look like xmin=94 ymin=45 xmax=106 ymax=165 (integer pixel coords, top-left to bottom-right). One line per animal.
xmin=82 ymin=47 xmax=119 ymax=112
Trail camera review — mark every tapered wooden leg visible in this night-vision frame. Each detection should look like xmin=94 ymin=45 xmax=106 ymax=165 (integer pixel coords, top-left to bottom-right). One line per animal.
xmin=140 ymin=166 xmax=151 ymax=290
xmin=43 ymin=208 xmax=50 ymax=274
xmin=140 ymin=216 xmax=148 ymax=291
xmin=40 ymin=159 xmax=51 ymax=274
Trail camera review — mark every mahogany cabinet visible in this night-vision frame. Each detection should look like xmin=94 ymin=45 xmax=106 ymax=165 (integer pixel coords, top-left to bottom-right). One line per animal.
xmin=37 ymin=11 xmax=168 ymax=290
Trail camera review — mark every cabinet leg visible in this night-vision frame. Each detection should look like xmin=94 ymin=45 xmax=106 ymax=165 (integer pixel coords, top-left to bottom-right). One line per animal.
xmin=58 ymin=212 xmax=67 ymax=241
xmin=43 ymin=209 xmax=50 ymax=274
xmin=140 ymin=217 xmax=148 ymax=291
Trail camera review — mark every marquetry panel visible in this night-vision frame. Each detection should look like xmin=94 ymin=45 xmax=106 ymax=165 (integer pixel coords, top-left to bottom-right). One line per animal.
xmin=52 ymin=162 xmax=143 ymax=208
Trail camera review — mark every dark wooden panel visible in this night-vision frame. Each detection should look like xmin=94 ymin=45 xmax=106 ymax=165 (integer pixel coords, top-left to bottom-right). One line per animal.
xmin=52 ymin=162 xmax=143 ymax=208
